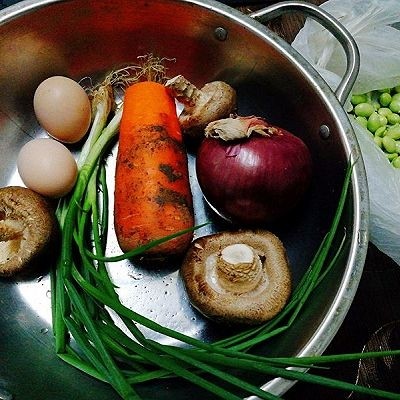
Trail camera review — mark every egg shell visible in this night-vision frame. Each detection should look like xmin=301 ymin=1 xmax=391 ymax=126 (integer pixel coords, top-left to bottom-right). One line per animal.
xmin=17 ymin=138 xmax=78 ymax=198
xmin=34 ymin=76 xmax=91 ymax=143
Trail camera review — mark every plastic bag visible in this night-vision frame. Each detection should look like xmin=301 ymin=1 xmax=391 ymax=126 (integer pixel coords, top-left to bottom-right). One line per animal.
xmin=352 ymin=122 xmax=400 ymax=264
xmin=292 ymin=0 xmax=400 ymax=265
xmin=292 ymin=0 xmax=400 ymax=95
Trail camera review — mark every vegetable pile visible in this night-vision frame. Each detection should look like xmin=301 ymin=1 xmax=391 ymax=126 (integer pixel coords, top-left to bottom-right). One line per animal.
xmin=51 ymin=135 xmax=400 ymax=399
xmin=349 ymin=85 xmax=400 ymax=168
xmin=5 ymin=55 xmax=400 ymax=399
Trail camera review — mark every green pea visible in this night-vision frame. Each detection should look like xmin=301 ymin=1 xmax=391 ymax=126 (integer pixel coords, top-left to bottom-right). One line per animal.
xmin=375 ymin=126 xmax=387 ymax=137
xmin=374 ymin=136 xmax=383 ymax=148
xmin=379 ymin=92 xmax=392 ymax=107
xmin=378 ymin=88 xmax=391 ymax=94
xmin=387 ymin=112 xmax=400 ymax=125
xmin=382 ymin=136 xmax=397 ymax=153
xmin=368 ymin=112 xmax=387 ymax=133
xmin=387 ymin=152 xmax=398 ymax=161
xmin=395 ymin=85 xmax=400 ymax=93
xmin=386 ymin=124 xmax=400 ymax=140
xmin=371 ymin=100 xmax=381 ymax=111
xmin=392 ymin=93 xmax=400 ymax=102
xmin=351 ymin=93 xmax=368 ymax=105
xmin=392 ymin=156 xmax=400 ymax=168
xmin=389 ymin=100 xmax=400 ymax=113
xmin=396 ymin=141 xmax=400 ymax=153
xmin=355 ymin=116 xmax=368 ymax=128
xmin=378 ymin=107 xmax=393 ymax=118
xmin=354 ymin=102 xmax=375 ymax=118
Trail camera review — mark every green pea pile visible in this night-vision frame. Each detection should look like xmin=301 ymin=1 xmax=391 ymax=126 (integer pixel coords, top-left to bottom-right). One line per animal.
xmin=349 ymin=86 xmax=400 ymax=168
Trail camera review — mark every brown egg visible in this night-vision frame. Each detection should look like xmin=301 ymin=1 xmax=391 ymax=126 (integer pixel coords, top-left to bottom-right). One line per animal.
xmin=17 ymin=138 xmax=78 ymax=198
xmin=34 ymin=76 xmax=91 ymax=143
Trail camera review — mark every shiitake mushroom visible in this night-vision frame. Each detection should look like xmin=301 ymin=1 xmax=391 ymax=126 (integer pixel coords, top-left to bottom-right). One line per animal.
xmin=165 ymin=75 xmax=237 ymax=141
xmin=0 ymin=186 xmax=57 ymax=277
xmin=180 ymin=230 xmax=292 ymax=325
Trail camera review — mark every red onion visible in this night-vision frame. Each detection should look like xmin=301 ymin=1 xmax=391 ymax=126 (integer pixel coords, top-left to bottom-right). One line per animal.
xmin=195 ymin=116 xmax=312 ymax=225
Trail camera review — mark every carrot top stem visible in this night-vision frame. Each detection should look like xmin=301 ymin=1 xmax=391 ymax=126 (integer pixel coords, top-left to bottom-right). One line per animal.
xmin=110 ymin=54 xmax=174 ymax=89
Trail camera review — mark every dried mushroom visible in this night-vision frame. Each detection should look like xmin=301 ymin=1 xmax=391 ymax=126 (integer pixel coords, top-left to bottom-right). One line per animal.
xmin=0 ymin=186 xmax=57 ymax=277
xmin=165 ymin=75 xmax=237 ymax=140
xmin=180 ymin=230 xmax=291 ymax=325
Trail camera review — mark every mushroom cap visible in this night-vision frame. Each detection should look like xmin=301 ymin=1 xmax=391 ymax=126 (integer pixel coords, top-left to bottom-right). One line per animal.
xmin=180 ymin=230 xmax=291 ymax=325
xmin=0 ymin=186 xmax=57 ymax=277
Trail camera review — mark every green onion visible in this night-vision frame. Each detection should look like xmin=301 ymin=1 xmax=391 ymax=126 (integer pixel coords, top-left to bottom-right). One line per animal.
xmin=53 ymin=82 xmax=122 ymax=352
xmin=51 ymin=75 xmax=399 ymax=400
xmin=58 ymin=346 xmax=108 ymax=382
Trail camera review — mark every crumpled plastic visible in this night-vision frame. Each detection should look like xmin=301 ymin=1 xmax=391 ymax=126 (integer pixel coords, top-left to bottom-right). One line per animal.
xmin=291 ymin=0 xmax=400 ymax=265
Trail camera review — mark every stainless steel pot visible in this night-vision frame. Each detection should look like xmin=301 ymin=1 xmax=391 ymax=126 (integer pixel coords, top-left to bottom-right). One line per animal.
xmin=0 ymin=1 xmax=368 ymax=399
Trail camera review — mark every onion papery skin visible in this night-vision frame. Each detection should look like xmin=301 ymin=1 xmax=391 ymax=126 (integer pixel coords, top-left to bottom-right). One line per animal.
xmin=195 ymin=129 xmax=312 ymax=225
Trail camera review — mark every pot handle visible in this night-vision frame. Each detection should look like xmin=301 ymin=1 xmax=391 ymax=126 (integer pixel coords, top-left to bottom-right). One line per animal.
xmin=249 ymin=0 xmax=360 ymax=106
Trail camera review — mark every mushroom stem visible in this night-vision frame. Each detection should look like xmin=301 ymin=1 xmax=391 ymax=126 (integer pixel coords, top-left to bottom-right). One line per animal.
xmin=165 ymin=75 xmax=202 ymax=107
xmin=181 ymin=230 xmax=291 ymax=325
xmin=0 ymin=220 xmax=24 ymax=241
xmin=0 ymin=219 xmax=24 ymax=266
xmin=0 ymin=186 xmax=56 ymax=277
xmin=216 ymin=243 xmax=264 ymax=294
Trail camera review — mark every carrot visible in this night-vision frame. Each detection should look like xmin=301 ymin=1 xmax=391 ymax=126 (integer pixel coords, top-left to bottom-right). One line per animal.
xmin=114 ymin=80 xmax=194 ymax=257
